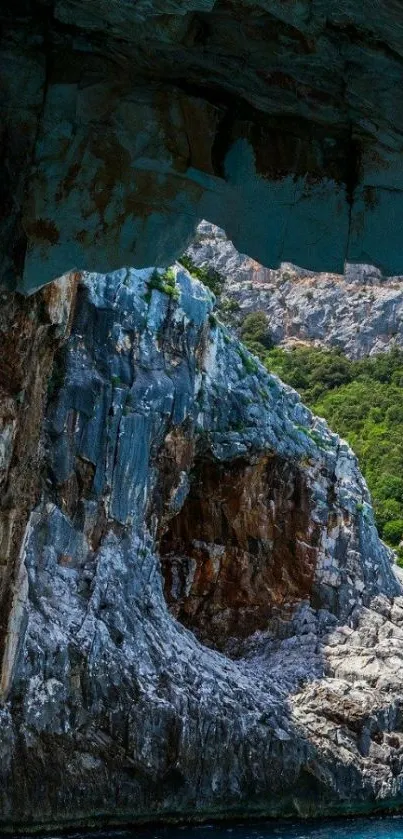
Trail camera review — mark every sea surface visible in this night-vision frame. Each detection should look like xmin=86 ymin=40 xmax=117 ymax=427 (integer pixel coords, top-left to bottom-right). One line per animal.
xmin=30 ymin=820 xmax=403 ymax=839
xmin=138 ymin=822 xmax=403 ymax=839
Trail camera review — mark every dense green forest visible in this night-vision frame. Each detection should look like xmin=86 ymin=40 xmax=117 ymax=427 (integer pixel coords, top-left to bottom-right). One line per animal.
xmin=240 ymin=311 xmax=403 ymax=559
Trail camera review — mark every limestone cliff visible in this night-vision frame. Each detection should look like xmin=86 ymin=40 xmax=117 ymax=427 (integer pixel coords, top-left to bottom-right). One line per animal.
xmin=186 ymin=221 xmax=403 ymax=359
xmin=5 ymin=1 xmax=403 ymax=293
xmin=1 ymin=265 xmax=403 ymax=830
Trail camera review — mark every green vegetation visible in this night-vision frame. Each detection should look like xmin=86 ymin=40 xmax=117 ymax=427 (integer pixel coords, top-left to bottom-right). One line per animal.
xmin=240 ymin=311 xmax=273 ymax=354
xmin=262 ymin=345 xmax=353 ymax=403
xmin=311 ymin=364 xmax=403 ymax=555
xmin=238 ymin=346 xmax=259 ymax=376
xmin=145 ymin=255 xmax=403 ymax=559
xmin=146 ymin=268 xmax=180 ymax=301
xmin=383 ymin=519 xmax=403 ymax=546
xmin=178 ymin=255 xmax=225 ymax=297
xmin=240 ymin=330 xmax=403 ymax=558
xmin=218 ymin=296 xmax=240 ymax=323
xmin=179 ymin=254 xmax=241 ymax=325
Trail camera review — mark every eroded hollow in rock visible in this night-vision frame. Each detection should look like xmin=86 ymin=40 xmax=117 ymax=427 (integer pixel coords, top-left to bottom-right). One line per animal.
xmin=159 ymin=452 xmax=321 ymax=650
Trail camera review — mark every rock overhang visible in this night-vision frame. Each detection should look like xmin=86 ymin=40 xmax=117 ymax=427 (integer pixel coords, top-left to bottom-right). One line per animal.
xmin=3 ymin=0 xmax=403 ymax=291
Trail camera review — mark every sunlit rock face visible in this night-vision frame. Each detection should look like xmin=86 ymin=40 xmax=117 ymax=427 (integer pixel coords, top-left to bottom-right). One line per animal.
xmin=185 ymin=221 xmax=403 ymax=358
xmin=3 ymin=1 xmax=403 ymax=292
xmin=1 ymin=266 xmax=403 ymax=829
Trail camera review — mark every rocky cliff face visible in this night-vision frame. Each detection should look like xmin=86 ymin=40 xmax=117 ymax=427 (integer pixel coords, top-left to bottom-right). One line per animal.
xmin=4 ymin=1 xmax=403 ymax=294
xmin=186 ymin=222 xmax=403 ymax=359
xmin=1 ymin=265 xmax=403 ymax=830
xmin=0 ymin=273 xmax=78 ymax=697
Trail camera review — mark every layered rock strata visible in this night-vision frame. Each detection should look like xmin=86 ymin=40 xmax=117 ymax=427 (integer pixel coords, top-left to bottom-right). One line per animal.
xmin=0 ymin=266 xmax=403 ymax=829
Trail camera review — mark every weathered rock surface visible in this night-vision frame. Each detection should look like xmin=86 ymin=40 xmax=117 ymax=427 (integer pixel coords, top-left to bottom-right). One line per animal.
xmin=5 ymin=1 xmax=403 ymax=292
xmin=4 ymin=0 xmax=403 ymax=829
xmin=1 ymin=266 xmax=403 ymax=829
xmin=186 ymin=221 xmax=403 ymax=358
xmin=0 ymin=273 xmax=78 ymax=696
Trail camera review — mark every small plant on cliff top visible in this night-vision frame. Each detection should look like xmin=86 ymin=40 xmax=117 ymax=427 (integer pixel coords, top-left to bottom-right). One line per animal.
xmin=147 ymin=268 xmax=180 ymax=301
xmin=179 ymin=254 xmax=225 ymax=297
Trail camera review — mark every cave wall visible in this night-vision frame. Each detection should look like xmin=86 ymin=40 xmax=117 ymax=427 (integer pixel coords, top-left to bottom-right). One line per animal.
xmin=3 ymin=2 xmax=403 ymax=292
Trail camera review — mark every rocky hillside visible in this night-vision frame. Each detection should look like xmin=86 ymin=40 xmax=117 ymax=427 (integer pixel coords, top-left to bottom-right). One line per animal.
xmin=1 ymin=265 xmax=403 ymax=829
xmin=185 ymin=222 xmax=403 ymax=359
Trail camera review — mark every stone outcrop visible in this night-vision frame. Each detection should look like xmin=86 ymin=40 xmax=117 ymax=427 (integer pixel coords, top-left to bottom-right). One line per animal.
xmin=186 ymin=221 xmax=403 ymax=358
xmin=0 ymin=273 xmax=78 ymax=697
xmin=5 ymin=2 xmax=403 ymax=293
xmin=4 ymin=1 xmax=403 ymax=829
xmin=1 ymin=265 xmax=403 ymax=829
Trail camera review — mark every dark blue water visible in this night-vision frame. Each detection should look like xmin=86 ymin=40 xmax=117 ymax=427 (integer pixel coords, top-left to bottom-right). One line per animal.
xmin=165 ymin=822 xmax=403 ymax=839
xmin=142 ymin=821 xmax=403 ymax=839
xmin=40 ymin=820 xmax=403 ymax=839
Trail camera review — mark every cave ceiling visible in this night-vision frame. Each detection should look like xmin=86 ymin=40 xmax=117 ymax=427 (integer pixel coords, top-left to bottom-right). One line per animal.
xmin=2 ymin=0 xmax=403 ymax=291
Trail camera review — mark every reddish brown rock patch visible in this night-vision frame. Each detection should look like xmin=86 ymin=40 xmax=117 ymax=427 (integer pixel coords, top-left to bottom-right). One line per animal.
xmin=159 ymin=453 xmax=321 ymax=649
xmin=0 ymin=275 xmax=78 ymax=695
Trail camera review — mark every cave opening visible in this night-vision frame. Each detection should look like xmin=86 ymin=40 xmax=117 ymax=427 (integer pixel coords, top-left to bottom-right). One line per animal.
xmin=159 ymin=452 xmax=321 ymax=651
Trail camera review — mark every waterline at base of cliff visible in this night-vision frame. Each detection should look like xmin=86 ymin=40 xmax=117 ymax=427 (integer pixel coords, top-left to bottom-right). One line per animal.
xmin=12 ymin=818 xmax=403 ymax=839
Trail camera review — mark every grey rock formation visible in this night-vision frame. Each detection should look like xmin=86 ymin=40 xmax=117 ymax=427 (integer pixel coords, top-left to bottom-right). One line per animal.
xmin=1 ymin=266 xmax=403 ymax=830
xmin=186 ymin=222 xmax=403 ymax=359
xmin=5 ymin=2 xmax=403 ymax=292
xmin=4 ymin=1 xmax=403 ymax=829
